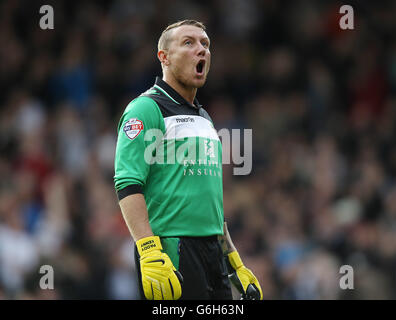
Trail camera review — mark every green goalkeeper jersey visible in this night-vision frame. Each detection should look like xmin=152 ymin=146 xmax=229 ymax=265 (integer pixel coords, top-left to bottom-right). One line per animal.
xmin=114 ymin=77 xmax=224 ymax=237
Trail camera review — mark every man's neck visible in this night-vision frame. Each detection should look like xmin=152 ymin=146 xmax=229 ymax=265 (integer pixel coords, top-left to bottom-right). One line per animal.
xmin=162 ymin=75 xmax=197 ymax=105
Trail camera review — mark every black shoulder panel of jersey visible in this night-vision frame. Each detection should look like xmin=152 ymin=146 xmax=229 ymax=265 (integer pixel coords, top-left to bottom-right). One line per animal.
xmin=197 ymin=107 xmax=213 ymax=123
xmin=140 ymin=87 xmax=213 ymax=124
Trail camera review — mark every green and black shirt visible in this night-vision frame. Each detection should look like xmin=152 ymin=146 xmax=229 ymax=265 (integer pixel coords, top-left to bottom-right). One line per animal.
xmin=114 ymin=77 xmax=223 ymax=237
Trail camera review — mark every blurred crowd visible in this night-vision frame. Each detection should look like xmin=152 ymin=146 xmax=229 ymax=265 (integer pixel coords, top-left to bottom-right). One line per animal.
xmin=1 ymin=0 xmax=396 ymax=299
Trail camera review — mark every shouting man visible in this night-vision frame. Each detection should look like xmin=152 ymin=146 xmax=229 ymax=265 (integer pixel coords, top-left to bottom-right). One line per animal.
xmin=114 ymin=20 xmax=262 ymax=300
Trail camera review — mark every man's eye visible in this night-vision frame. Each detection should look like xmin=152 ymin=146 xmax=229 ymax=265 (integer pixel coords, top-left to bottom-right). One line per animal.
xmin=185 ymin=40 xmax=192 ymax=45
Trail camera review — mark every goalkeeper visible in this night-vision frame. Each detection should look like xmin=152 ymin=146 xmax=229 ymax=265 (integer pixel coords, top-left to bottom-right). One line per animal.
xmin=114 ymin=20 xmax=262 ymax=300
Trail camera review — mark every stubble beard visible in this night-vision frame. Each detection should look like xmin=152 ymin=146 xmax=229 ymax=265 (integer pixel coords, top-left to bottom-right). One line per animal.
xmin=172 ymin=64 xmax=207 ymax=90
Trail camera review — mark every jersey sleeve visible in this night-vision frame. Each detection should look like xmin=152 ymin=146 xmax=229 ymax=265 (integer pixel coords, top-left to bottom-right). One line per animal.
xmin=114 ymin=96 xmax=163 ymax=197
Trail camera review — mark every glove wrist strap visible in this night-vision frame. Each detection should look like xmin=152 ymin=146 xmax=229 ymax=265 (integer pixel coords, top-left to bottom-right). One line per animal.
xmin=136 ymin=235 xmax=162 ymax=256
xmin=228 ymin=250 xmax=244 ymax=270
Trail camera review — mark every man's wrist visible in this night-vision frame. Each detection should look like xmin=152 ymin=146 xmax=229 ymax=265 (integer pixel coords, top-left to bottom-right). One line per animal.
xmin=136 ymin=235 xmax=162 ymax=256
xmin=228 ymin=250 xmax=244 ymax=270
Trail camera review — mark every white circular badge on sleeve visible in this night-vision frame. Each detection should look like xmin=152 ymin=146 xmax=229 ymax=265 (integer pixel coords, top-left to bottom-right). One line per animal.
xmin=123 ymin=118 xmax=144 ymax=140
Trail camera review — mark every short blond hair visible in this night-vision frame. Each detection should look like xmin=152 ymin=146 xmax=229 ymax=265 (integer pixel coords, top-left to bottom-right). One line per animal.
xmin=158 ymin=20 xmax=206 ymax=51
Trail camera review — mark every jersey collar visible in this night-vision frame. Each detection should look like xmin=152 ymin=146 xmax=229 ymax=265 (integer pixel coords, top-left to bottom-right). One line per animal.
xmin=154 ymin=77 xmax=202 ymax=109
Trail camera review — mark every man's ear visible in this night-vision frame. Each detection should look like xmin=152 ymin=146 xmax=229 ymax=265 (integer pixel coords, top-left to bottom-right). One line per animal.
xmin=158 ymin=50 xmax=170 ymax=66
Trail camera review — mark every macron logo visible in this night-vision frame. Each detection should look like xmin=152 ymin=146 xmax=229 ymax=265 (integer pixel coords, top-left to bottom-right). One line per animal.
xmin=176 ymin=117 xmax=195 ymax=123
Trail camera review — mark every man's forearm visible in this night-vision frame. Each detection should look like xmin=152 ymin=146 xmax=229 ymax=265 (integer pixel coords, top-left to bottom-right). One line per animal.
xmin=219 ymin=222 xmax=263 ymax=299
xmin=119 ymin=193 xmax=153 ymax=241
xmin=218 ymin=221 xmax=237 ymax=255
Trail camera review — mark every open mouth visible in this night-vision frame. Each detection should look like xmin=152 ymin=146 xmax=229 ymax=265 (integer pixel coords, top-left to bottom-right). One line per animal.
xmin=196 ymin=60 xmax=205 ymax=74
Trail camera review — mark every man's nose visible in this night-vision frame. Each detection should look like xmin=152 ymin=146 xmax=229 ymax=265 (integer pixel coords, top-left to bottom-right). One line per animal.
xmin=197 ymin=44 xmax=208 ymax=56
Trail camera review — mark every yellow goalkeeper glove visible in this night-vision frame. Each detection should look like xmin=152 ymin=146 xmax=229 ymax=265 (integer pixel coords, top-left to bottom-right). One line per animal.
xmin=228 ymin=251 xmax=263 ymax=300
xmin=136 ymin=236 xmax=182 ymax=300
